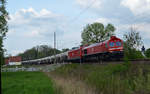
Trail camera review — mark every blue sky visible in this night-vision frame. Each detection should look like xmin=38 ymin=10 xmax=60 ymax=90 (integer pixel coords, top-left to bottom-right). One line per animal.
xmin=4 ymin=0 xmax=150 ymax=56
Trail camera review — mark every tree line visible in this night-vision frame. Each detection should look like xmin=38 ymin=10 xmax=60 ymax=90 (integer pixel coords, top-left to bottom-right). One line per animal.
xmin=17 ymin=45 xmax=69 ymax=61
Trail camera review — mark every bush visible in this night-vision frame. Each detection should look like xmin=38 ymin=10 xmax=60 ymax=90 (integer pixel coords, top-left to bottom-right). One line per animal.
xmin=145 ymin=48 xmax=150 ymax=58
xmin=52 ymin=63 xmax=150 ymax=94
xmin=124 ymin=47 xmax=144 ymax=60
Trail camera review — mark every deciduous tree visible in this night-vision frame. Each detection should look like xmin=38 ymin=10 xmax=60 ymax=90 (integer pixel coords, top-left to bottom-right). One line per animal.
xmin=18 ymin=45 xmax=61 ymax=61
xmin=81 ymin=22 xmax=115 ymax=45
xmin=0 ymin=0 xmax=8 ymax=65
xmin=62 ymin=48 xmax=69 ymax=52
xmin=123 ymin=27 xmax=142 ymax=49
xmin=145 ymin=48 xmax=150 ymax=58
xmin=123 ymin=27 xmax=143 ymax=59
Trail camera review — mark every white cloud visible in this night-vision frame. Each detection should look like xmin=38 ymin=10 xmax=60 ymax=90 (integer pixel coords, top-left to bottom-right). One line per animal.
xmin=119 ymin=23 xmax=150 ymax=39
xmin=116 ymin=22 xmax=150 ymax=49
xmin=19 ymin=8 xmax=56 ymax=18
xmin=86 ymin=18 xmax=110 ymax=24
xmin=85 ymin=17 xmax=119 ymax=25
xmin=7 ymin=29 xmax=16 ymax=35
xmin=134 ymin=23 xmax=150 ymax=39
xmin=39 ymin=9 xmax=52 ymax=17
xmin=25 ymin=30 xmax=41 ymax=37
xmin=5 ymin=7 xmax=83 ymax=55
xmin=121 ymin=0 xmax=150 ymax=16
xmin=76 ymin=0 xmax=102 ymax=9
xmin=8 ymin=8 xmax=64 ymax=38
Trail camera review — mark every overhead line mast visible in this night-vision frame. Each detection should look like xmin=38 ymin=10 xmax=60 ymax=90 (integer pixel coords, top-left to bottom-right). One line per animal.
xmin=54 ymin=31 xmax=56 ymax=64
xmin=52 ymin=0 xmax=97 ymax=64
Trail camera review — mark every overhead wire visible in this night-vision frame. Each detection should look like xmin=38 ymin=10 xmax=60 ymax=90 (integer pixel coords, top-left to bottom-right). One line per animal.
xmin=70 ymin=0 xmax=97 ymax=23
xmin=57 ymin=0 xmax=98 ymax=50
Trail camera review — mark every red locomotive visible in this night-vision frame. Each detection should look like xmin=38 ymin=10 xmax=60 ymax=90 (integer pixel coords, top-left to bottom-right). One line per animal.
xmin=68 ymin=36 xmax=124 ymax=62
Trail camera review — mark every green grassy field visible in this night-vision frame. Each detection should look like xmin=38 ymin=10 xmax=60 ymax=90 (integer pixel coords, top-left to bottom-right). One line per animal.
xmin=2 ymin=72 xmax=58 ymax=94
xmin=51 ymin=63 xmax=150 ymax=94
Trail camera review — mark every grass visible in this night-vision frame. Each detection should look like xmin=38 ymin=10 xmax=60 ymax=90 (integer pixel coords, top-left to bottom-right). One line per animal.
xmin=2 ymin=71 xmax=60 ymax=94
xmin=51 ymin=62 xmax=150 ymax=94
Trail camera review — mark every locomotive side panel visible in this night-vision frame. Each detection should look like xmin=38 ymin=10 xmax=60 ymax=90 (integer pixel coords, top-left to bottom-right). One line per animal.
xmin=68 ymin=48 xmax=81 ymax=61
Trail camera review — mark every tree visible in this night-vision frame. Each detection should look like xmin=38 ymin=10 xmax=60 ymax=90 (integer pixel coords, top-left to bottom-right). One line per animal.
xmin=123 ymin=27 xmax=142 ymax=49
xmin=123 ymin=27 xmax=143 ymax=59
xmin=62 ymin=48 xmax=69 ymax=52
xmin=0 ymin=0 xmax=8 ymax=65
xmin=0 ymin=0 xmax=8 ymax=93
xmin=145 ymin=48 xmax=150 ymax=58
xmin=81 ymin=22 xmax=115 ymax=45
xmin=18 ymin=45 xmax=61 ymax=61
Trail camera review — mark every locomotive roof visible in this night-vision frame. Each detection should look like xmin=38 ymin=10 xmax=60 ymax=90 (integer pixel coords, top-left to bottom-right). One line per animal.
xmin=83 ymin=36 xmax=121 ymax=49
xmin=68 ymin=46 xmax=80 ymax=52
xmin=83 ymin=42 xmax=105 ymax=49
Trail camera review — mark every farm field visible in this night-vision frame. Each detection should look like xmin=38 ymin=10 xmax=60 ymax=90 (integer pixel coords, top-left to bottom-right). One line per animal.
xmin=49 ymin=62 xmax=150 ymax=94
xmin=2 ymin=72 xmax=59 ymax=94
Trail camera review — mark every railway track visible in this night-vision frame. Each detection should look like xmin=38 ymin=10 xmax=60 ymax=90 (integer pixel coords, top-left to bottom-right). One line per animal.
xmin=130 ymin=59 xmax=150 ymax=64
xmin=130 ymin=58 xmax=150 ymax=61
xmin=20 ymin=58 xmax=150 ymax=65
xmin=78 ymin=58 xmax=150 ymax=64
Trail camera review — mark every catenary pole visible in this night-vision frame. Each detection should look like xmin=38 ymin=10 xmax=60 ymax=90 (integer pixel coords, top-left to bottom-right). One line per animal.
xmin=54 ymin=31 xmax=56 ymax=64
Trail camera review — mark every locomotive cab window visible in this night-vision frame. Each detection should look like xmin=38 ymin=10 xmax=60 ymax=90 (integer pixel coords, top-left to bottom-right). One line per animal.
xmin=84 ymin=49 xmax=87 ymax=54
xmin=116 ymin=42 xmax=121 ymax=46
xmin=109 ymin=42 xmax=114 ymax=47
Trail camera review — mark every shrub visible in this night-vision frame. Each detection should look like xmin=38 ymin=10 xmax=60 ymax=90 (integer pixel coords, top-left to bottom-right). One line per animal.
xmin=145 ymin=48 xmax=150 ymax=58
xmin=52 ymin=63 xmax=150 ymax=94
xmin=124 ymin=47 xmax=144 ymax=60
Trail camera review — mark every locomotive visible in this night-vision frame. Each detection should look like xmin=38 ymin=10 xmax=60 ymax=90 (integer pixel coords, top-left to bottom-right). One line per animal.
xmin=22 ymin=36 xmax=124 ymax=65
xmin=68 ymin=36 xmax=124 ymax=62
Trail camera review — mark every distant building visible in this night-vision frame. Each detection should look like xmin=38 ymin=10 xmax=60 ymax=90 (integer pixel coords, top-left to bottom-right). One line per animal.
xmin=5 ymin=56 xmax=22 ymax=65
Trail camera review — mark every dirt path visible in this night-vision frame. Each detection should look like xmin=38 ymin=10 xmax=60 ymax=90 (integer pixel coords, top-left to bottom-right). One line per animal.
xmin=45 ymin=72 xmax=97 ymax=94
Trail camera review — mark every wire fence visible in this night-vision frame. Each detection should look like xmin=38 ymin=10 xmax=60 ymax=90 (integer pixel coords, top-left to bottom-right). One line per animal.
xmin=1 ymin=64 xmax=64 ymax=72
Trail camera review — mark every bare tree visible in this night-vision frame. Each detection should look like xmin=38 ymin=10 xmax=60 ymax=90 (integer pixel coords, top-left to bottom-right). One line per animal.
xmin=123 ymin=26 xmax=143 ymax=59
xmin=123 ymin=26 xmax=142 ymax=49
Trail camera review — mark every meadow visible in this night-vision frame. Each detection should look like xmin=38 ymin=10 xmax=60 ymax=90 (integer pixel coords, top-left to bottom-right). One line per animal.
xmin=51 ymin=62 xmax=150 ymax=94
xmin=2 ymin=71 xmax=59 ymax=94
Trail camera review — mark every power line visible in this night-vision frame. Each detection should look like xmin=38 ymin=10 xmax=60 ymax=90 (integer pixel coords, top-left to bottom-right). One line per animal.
xmin=70 ymin=0 xmax=97 ymax=23
xmin=55 ymin=0 xmax=97 ymax=50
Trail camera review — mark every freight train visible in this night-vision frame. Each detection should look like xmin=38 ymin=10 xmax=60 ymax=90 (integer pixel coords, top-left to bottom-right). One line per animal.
xmin=22 ymin=36 xmax=124 ymax=65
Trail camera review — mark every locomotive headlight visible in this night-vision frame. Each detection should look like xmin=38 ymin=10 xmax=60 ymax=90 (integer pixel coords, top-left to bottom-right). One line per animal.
xmin=109 ymin=48 xmax=113 ymax=52
xmin=109 ymin=51 xmax=113 ymax=53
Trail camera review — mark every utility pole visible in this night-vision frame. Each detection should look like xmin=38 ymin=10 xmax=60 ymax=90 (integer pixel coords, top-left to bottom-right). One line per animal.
xmin=54 ymin=31 xmax=56 ymax=64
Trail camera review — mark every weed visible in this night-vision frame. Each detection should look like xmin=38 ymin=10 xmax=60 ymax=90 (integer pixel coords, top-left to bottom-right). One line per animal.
xmin=51 ymin=63 xmax=150 ymax=94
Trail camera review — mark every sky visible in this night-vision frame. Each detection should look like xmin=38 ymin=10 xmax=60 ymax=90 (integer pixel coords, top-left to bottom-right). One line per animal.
xmin=4 ymin=0 xmax=150 ymax=56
